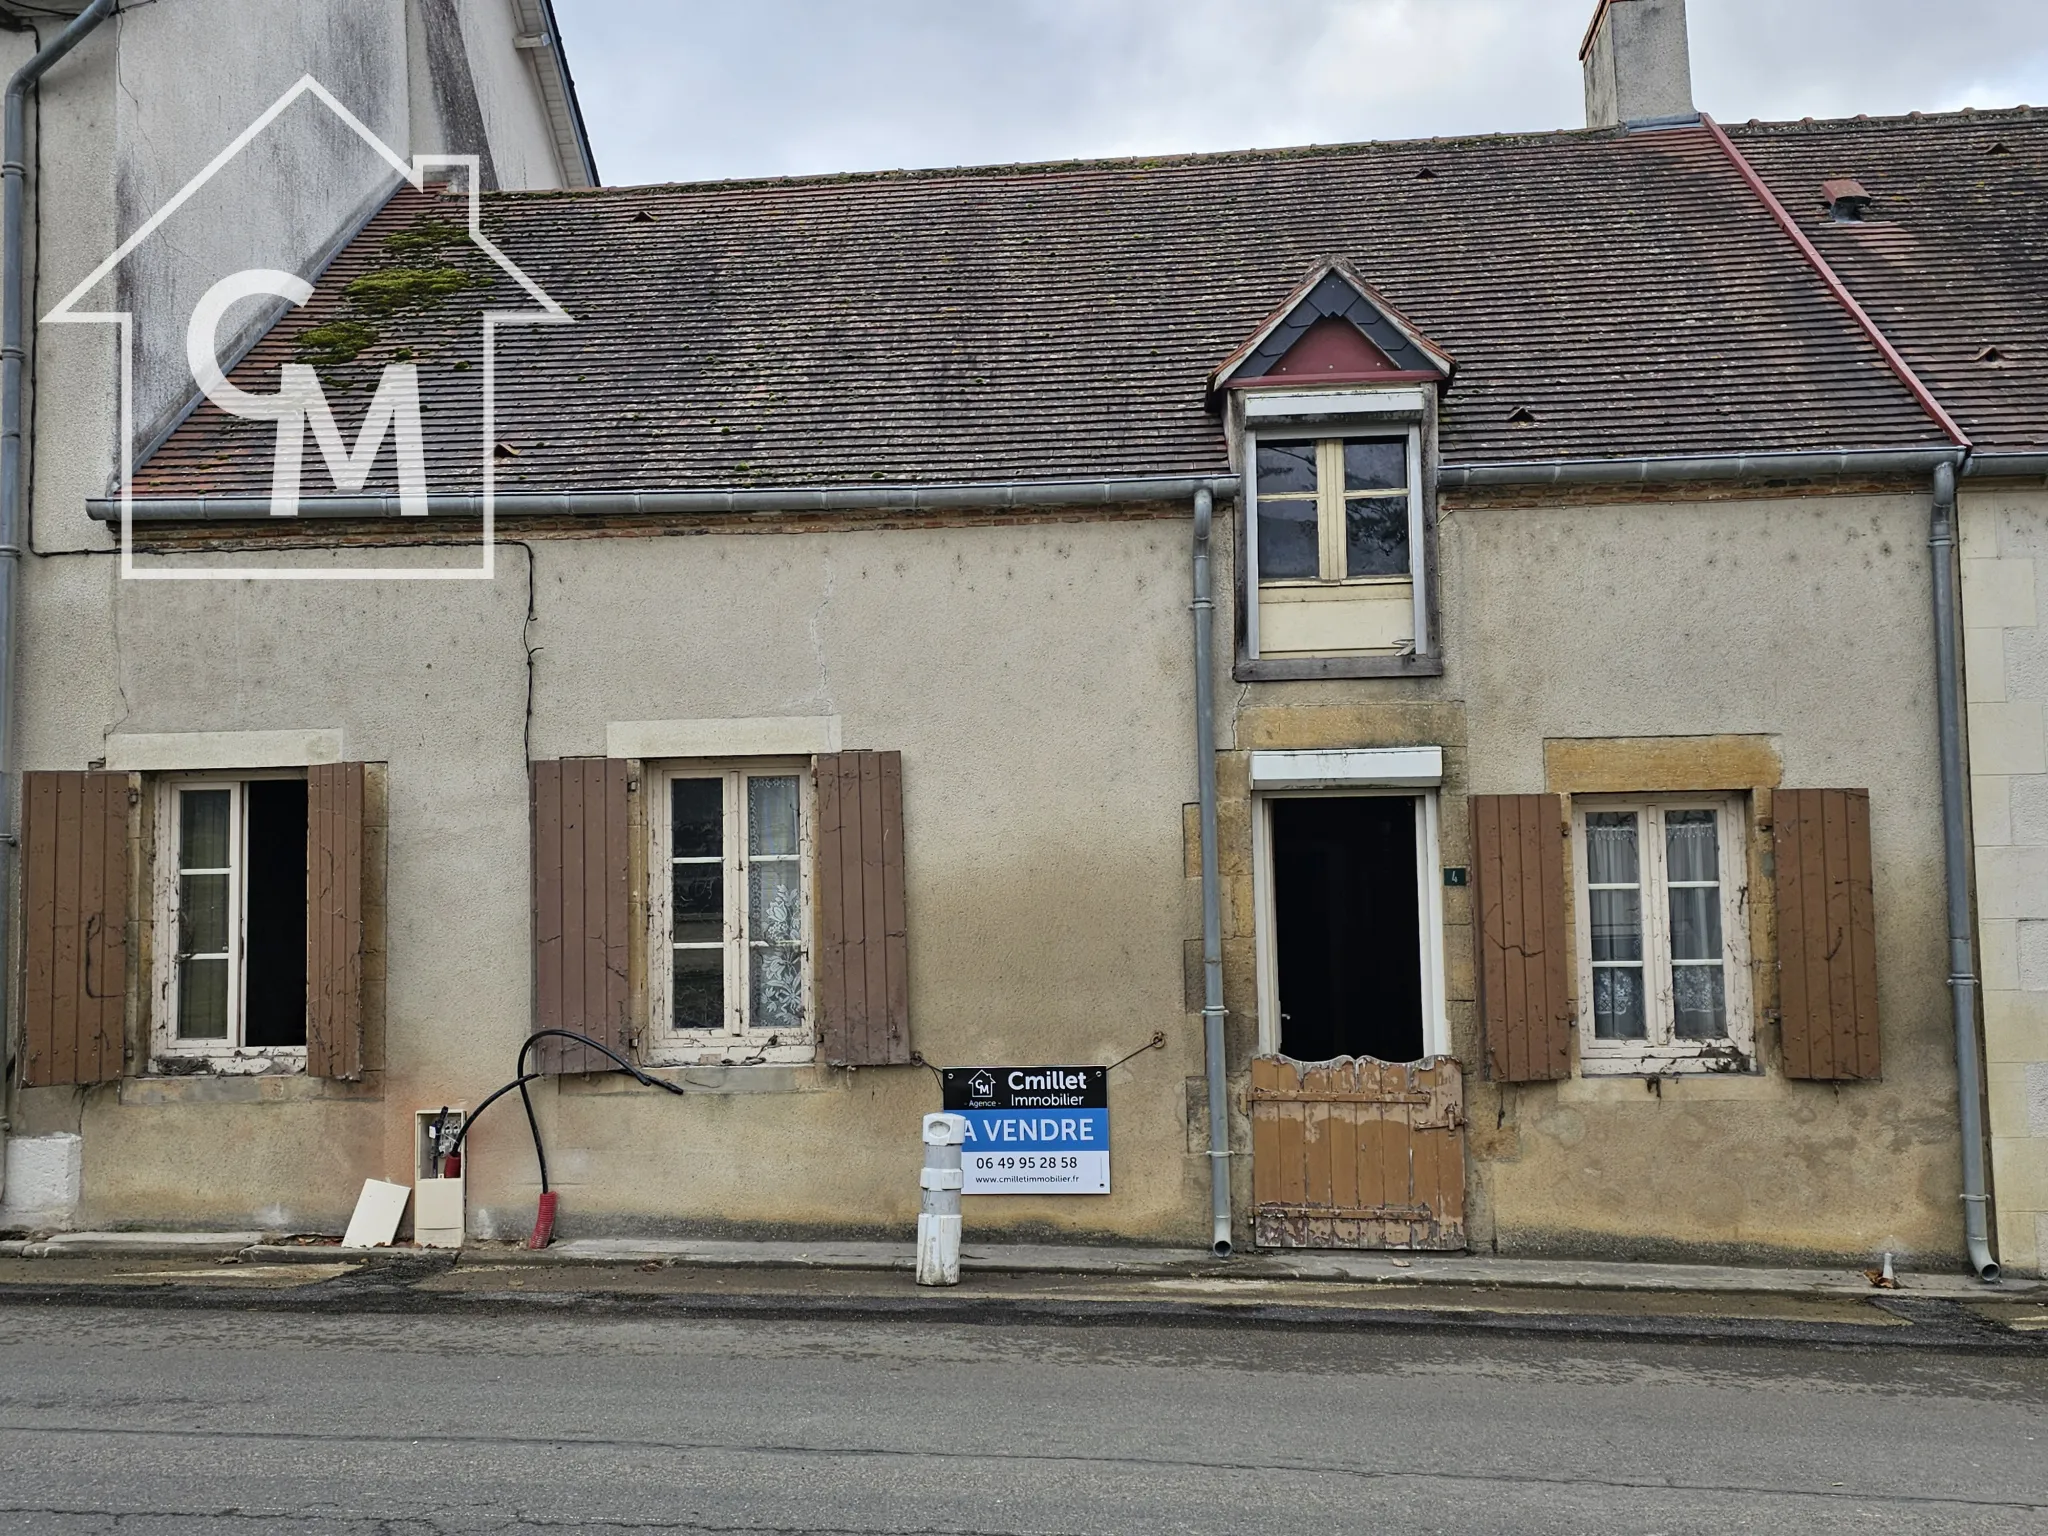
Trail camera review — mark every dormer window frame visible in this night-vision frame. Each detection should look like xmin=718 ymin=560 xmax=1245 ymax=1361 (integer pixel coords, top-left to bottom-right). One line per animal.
xmin=1231 ymin=383 xmax=1443 ymax=682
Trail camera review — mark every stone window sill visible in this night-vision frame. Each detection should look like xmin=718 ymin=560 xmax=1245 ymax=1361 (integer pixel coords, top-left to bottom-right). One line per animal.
xmin=118 ymin=1073 xmax=381 ymax=1107
xmin=559 ymin=1063 xmax=831 ymax=1096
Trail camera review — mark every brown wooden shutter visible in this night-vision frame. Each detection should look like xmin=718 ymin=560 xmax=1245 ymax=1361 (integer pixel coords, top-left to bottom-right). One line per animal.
xmin=1470 ymin=793 xmax=1573 ymax=1082
xmin=814 ymin=750 xmax=910 ymax=1066
xmin=20 ymin=770 xmax=131 ymax=1086
xmin=1773 ymin=788 xmax=1880 ymax=1082
xmin=306 ymin=761 xmax=371 ymax=1080
xmin=530 ymin=758 xmax=631 ymax=1074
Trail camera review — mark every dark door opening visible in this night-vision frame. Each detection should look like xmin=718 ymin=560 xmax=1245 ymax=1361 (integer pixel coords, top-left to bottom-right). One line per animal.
xmin=1270 ymin=795 xmax=1424 ymax=1063
xmin=243 ymin=778 xmax=309 ymax=1048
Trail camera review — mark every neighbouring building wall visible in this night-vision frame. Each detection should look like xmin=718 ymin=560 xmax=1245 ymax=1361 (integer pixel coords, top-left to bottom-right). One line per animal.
xmin=441 ymin=0 xmax=578 ymax=191
xmin=1960 ymin=482 xmax=2048 ymax=1277
xmin=107 ymin=0 xmax=417 ymax=455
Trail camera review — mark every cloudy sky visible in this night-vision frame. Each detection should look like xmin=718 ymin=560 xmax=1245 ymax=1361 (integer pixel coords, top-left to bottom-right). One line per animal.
xmin=550 ymin=0 xmax=2048 ymax=188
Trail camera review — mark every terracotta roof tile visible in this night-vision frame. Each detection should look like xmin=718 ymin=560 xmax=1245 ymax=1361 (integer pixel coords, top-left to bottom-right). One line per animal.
xmin=1727 ymin=108 xmax=2048 ymax=454
xmin=133 ymin=119 xmax=1968 ymax=500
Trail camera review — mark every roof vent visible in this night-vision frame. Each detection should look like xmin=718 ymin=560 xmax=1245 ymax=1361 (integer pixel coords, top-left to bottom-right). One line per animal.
xmin=1414 ymin=166 xmax=1439 ymax=180
xmin=630 ymin=208 xmax=655 ymax=223
xmin=1507 ymin=405 xmax=1539 ymax=427
xmin=1821 ymin=179 xmax=1874 ymax=222
xmin=1988 ymin=141 xmax=2013 ymax=156
xmin=1581 ymin=0 xmax=1697 ymax=129
xmin=1976 ymin=345 xmax=2010 ymax=366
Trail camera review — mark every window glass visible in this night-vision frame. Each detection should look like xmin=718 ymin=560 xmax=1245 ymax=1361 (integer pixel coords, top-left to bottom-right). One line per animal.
xmin=1344 ymin=498 xmax=1409 ymax=578
xmin=1255 ymin=440 xmax=1318 ymax=494
xmin=1342 ymin=439 xmax=1406 ymax=492
xmin=670 ymin=777 xmax=722 ymax=857
xmin=176 ymin=788 xmax=232 ymax=1041
xmin=747 ymin=776 xmax=804 ymax=1033
xmin=670 ymin=778 xmax=725 ymax=1030
xmin=1665 ymin=810 xmax=1728 ymax=1039
xmin=1585 ymin=811 xmax=1646 ymax=1040
xmin=1257 ymin=499 xmax=1320 ymax=580
xmin=672 ymin=950 xmax=722 ymax=1033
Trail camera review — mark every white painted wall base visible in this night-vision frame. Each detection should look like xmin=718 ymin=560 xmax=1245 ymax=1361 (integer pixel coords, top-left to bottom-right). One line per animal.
xmin=0 ymin=1134 xmax=83 ymax=1230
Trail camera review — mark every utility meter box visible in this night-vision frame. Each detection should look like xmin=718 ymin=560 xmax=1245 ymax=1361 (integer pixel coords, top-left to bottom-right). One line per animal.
xmin=413 ymin=1107 xmax=466 ymax=1248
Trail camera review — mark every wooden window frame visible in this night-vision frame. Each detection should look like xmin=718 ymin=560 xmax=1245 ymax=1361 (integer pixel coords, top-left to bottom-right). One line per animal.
xmin=1569 ymin=793 xmax=1756 ymax=1075
xmin=148 ymin=770 xmax=308 ymax=1073
xmin=1249 ymin=787 xmax=1452 ymax=1062
xmin=1244 ymin=425 xmax=1428 ymax=662
xmin=644 ymin=758 xmax=815 ymax=1065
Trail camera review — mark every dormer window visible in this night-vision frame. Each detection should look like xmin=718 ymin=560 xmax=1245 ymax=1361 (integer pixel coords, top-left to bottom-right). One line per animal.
xmin=1213 ymin=260 xmax=1452 ymax=680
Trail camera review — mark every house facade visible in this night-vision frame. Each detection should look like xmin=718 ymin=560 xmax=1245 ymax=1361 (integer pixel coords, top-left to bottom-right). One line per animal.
xmin=3 ymin=0 xmax=2043 ymax=1276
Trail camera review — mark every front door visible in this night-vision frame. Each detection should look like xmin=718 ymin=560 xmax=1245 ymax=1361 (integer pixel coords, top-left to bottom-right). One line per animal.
xmin=1250 ymin=792 xmax=1467 ymax=1250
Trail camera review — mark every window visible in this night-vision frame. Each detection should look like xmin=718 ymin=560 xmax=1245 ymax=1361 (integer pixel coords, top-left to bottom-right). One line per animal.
xmin=1246 ymin=427 xmax=1426 ymax=662
xmin=1255 ymin=437 xmax=1410 ymax=582
xmin=154 ymin=775 xmax=309 ymax=1063
xmin=1571 ymin=796 xmax=1754 ymax=1073
xmin=648 ymin=763 xmax=812 ymax=1064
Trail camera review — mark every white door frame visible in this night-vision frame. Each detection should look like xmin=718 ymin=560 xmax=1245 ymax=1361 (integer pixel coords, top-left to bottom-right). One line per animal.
xmin=1250 ymin=784 xmax=1451 ymax=1062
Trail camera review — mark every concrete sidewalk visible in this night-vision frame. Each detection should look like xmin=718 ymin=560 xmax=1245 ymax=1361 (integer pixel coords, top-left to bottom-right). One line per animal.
xmin=1 ymin=1233 xmax=2044 ymax=1349
xmin=3 ymin=1229 xmax=2035 ymax=1300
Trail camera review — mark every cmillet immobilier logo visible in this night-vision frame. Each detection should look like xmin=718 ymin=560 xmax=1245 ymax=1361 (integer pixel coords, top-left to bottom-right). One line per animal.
xmin=46 ymin=75 xmax=570 ymax=583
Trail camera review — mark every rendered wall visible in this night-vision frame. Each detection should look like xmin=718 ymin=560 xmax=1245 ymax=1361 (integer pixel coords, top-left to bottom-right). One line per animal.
xmin=1212 ymin=485 xmax=1964 ymax=1266
xmin=6 ymin=487 xmax=1969 ymax=1267
xmin=10 ymin=518 xmax=1210 ymax=1242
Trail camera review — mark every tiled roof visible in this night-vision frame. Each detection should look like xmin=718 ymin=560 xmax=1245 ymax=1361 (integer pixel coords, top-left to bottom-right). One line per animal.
xmin=1727 ymin=109 xmax=2048 ymax=456
xmin=137 ymin=111 xmax=2031 ymax=501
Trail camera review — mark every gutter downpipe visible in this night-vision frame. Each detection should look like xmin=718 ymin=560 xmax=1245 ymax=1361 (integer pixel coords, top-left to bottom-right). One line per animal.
xmin=0 ymin=0 xmax=115 ymax=1199
xmin=1931 ymin=460 xmax=1999 ymax=1281
xmin=1191 ymin=487 xmax=1231 ymax=1257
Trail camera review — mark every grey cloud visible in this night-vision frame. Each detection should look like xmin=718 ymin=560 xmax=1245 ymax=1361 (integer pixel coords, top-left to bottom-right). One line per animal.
xmin=552 ymin=0 xmax=2048 ymax=187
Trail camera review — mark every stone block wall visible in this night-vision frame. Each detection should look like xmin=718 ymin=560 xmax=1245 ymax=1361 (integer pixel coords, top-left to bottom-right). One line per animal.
xmin=1961 ymin=488 xmax=2048 ymax=1275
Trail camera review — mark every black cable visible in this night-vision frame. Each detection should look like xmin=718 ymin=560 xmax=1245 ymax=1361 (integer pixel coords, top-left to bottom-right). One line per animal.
xmin=443 ymin=1071 xmax=541 ymax=1164
xmin=516 ymin=1073 xmax=548 ymax=1193
xmin=446 ymin=1027 xmax=686 ymax=1196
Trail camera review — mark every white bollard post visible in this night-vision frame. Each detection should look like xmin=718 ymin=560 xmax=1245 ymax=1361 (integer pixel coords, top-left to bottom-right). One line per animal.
xmin=917 ymin=1111 xmax=965 ymax=1286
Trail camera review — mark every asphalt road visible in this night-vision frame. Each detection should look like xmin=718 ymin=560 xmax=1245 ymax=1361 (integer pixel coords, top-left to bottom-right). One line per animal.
xmin=0 ymin=1305 xmax=2044 ymax=1534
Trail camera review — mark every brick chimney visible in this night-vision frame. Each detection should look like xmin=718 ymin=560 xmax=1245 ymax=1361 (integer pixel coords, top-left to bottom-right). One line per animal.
xmin=1581 ymin=0 xmax=1697 ymax=129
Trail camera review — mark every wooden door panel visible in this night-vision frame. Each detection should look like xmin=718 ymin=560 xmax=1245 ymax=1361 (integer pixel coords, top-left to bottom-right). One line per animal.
xmin=1249 ymin=1055 xmax=1466 ymax=1250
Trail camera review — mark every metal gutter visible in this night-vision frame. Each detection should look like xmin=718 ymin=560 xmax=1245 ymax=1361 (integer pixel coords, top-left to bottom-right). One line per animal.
xmin=1930 ymin=461 xmax=2000 ymax=1281
xmin=0 ymin=0 xmax=114 ymax=1196
xmin=88 ymin=475 xmax=1244 ymax=522
xmin=1190 ymin=487 xmax=1232 ymax=1257
xmin=1702 ymin=114 xmax=1971 ymax=450
xmin=1436 ymin=448 xmax=1962 ymax=488
xmin=1963 ymin=453 xmax=2048 ymax=480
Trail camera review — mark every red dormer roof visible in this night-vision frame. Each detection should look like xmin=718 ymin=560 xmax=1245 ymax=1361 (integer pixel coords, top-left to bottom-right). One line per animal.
xmin=1211 ymin=258 xmax=1455 ymax=395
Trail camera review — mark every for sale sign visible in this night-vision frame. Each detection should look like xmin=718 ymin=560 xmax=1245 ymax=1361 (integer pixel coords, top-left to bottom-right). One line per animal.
xmin=939 ymin=1066 xmax=1110 ymax=1195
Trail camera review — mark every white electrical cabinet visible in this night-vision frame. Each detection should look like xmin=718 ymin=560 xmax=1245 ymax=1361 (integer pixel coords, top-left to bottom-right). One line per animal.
xmin=413 ymin=1107 xmax=467 ymax=1248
